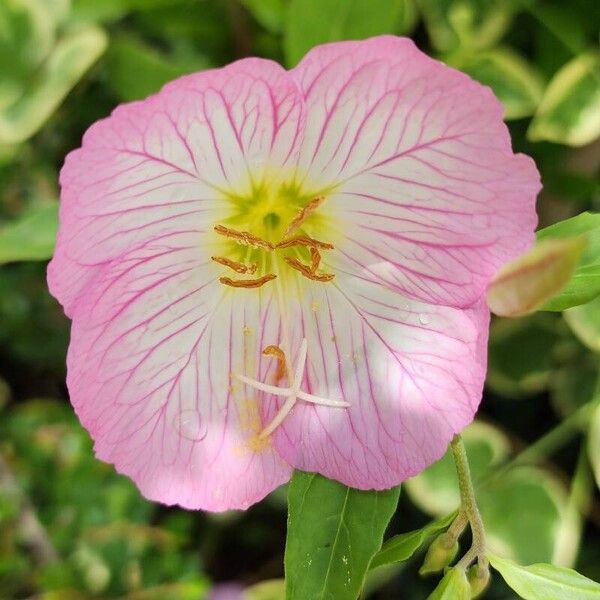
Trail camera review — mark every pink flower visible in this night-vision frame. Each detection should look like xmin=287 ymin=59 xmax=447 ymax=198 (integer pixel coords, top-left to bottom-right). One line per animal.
xmin=48 ymin=36 xmax=540 ymax=511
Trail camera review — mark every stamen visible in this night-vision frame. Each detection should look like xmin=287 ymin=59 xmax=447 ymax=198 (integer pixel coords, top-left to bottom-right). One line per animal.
xmin=283 ymin=256 xmax=335 ymax=282
xmin=211 ymin=255 xmax=257 ymax=274
xmin=310 ymin=247 xmax=321 ymax=271
xmin=276 ymin=234 xmax=334 ymax=251
xmin=214 ymin=224 xmax=274 ymax=251
xmin=284 ymin=196 xmax=325 ymax=236
xmin=262 ymin=345 xmax=287 ymax=382
xmin=219 ymin=274 xmax=277 ymax=288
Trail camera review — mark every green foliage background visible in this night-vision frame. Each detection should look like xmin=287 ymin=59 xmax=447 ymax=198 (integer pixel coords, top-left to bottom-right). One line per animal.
xmin=0 ymin=0 xmax=599 ymax=598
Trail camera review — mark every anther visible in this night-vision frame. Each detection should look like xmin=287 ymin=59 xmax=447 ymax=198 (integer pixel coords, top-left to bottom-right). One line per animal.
xmin=284 ymin=196 xmax=325 ymax=236
xmin=310 ymin=247 xmax=321 ymax=271
xmin=211 ymin=255 xmax=257 ymax=274
xmin=263 ymin=345 xmax=287 ymax=382
xmin=214 ymin=224 xmax=274 ymax=251
xmin=219 ymin=274 xmax=277 ymax=288
xmin=283 ymin=257 xmax=335 ymax=282
xmin=276 ymin=234 xmax=334 ymax=251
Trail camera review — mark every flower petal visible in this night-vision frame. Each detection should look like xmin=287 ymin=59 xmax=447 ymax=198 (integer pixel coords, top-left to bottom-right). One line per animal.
xmin=290 ymin=36 xmax=540 ymax=307
xmin=49 ymin=57 xmax=304 ymax=316
xmin=67 ymin=240 xmax=291 ymax=511
xmin=263 ymin=275 xmax=489 ymax=489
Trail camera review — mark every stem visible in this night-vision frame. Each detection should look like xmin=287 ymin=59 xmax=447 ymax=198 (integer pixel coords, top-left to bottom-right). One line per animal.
xmin=450 ymin=435 xmax=488 ymax=570
xmin=445 ymin=511 xmax=468 ymax=544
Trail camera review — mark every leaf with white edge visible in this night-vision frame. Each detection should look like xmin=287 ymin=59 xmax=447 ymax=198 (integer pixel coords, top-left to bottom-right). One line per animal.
xmin=0 ymin=0 xmax=56 ymax=88
xmin=487 ymin=237 xmax=587 ymax=317
xmin=537 ymin=212 xmax=600 ymax=311
xmin=528 ymin=52 xmax=600 ymax=147
xmin=284 ymin=0 xmax=407 ymax=66
xmin=0 ymin=203 xmax=58 ymax=264
xmin=285 ymin=471 xmax=400 ymax=600
xmin=0 ymin=26 xmax=107 ymax=144
xmin=450 ymin=47 xmax=545 ymax=120
xmin=589 ymin=403 xmax=600 ymax=489
xmin=564 ymin=295 xmax=600 ymax=352
xmin=418 ymin=0 xmax=513 ymax=53
xmin=370 ymin=512 xmax=457 ymax=570
xmin=246 ymin=579 xmax=285 ymax=600
xmin=488 ymin=553 xmax=600 ymax=600
xmin=426 ymin=567 xmax=471 ymax=600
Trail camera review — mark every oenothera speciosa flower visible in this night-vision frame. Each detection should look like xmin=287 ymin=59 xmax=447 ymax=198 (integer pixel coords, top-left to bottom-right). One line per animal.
xmin=48 ymin=37 xmax=540 ymax=511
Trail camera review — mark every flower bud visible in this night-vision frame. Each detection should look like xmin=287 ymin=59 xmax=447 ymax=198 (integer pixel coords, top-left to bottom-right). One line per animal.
xmin=418 ymin=533 xmax=459 ymax=575
xmin=468 ymin=563 xmax=491 ymax=598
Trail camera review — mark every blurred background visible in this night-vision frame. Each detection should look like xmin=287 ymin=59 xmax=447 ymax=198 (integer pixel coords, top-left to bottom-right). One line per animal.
xmin=0 ymin=0 xmax=599 ymax=598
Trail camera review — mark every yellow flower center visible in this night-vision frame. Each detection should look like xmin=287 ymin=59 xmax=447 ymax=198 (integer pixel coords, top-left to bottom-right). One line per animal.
xmin=210 ymin=173 xmax=337 ymax=289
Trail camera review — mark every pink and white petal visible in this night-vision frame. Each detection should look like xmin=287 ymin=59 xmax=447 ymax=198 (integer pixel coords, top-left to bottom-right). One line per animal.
xmin=261 ymin=276 xmax=489 ymax=490
xmin=67 ymin=240 xmax=290 ymax=511
xmin=290 ymin=36 xmax=540 ymax=308
xmin=49 ymin=58 xmax=304 ymax=317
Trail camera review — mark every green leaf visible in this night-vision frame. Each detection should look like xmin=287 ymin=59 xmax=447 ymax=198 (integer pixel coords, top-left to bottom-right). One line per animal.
xmin=486 ymin=237 xmax=586 ymax=317
xmin=370 ymin=512 xmax=456 ymax=570
xmin=589 ymin=403 xmax=600 ymax=490
xmin=0 ymin=203 xmax=58 ymax=264
xmin=450 ymin=47 xmax=545 ymax=120
xmin=284 ymin=0 xmax=407 ymax=67
xmin=0 ymin=26 xmax=107 ymax=144
xmin=537 ymin=212 xmax=600 ymax=311
xmin=488 ymin=553 xmax=600 ymax=599
xmin=426 ymin=567 xmax=471 ymax=600
xmin=417 ymin=0 xmax=513 ymax=53
xmin=106 ymin=38 xmax=202 ymax=102
xmin=241 ymin=0 xmax=285 ymax=34
xmin=70 ymin=0 xmax=186 ymax=23
xmin=487 ymin=314 xmax=563 ymax=398
xmin=285 ymin=471 xmax=400 ymax=600
xmin=0 ymin=0 xmax=56 ymax=91
xmin=564 ymin=296 xmax=600 ymax=352
xmin=551 ymin=358 xmax=599 ymax=418
xmin=528 ymin=52 xmax=600 ymax=147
